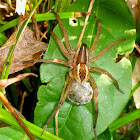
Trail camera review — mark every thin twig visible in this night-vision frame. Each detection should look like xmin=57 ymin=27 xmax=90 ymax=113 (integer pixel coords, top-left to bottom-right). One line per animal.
xmin=20 ymin=91 xmax=28 ymax=114
xmin=0 ymin=92 xmax=35 ymax=140
xmin=27 ymin=0 xmax=40 ymax=40
xmin=135 ymin=43 xmax=140 ymax=54
xmin=76 ymin=0 xmax=95 ymax=50
xmin=42 ymin=0 xmax=48 ymax=13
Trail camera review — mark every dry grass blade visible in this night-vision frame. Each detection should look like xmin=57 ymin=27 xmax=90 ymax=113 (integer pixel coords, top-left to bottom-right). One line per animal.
xmin=74 ymin=12 xmax=93 ymax=18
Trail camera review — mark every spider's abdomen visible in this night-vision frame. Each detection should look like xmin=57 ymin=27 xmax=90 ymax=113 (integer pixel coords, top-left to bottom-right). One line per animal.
xmin=73 ymin=46 xmax=89 ymax=82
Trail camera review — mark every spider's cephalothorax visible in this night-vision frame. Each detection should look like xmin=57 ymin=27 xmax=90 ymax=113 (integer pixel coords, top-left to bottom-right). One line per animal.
xmin=73 ymin=46 xmax=89 ymax=83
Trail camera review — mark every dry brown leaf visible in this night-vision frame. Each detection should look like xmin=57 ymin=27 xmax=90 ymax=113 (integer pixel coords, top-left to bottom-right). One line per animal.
xmin=0 ymin=27 xmax=47 ymax=74
xmin=0 ymin=73 xmax=37 ymax=90
xmin=126 ymin=0 xmax=140 ymax=28
xmin=132 ymin=57 xmax=140 ymax=109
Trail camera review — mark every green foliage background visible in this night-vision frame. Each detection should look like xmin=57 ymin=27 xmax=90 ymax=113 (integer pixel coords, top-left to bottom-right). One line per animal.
xmin=0 ymin=0 xmax=138 ymax=140
xmin=34 ymin=0 xmax=135 ymax=139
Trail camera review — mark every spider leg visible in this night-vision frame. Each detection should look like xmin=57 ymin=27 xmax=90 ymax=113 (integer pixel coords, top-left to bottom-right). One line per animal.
xmin=89 ymin=17 xmax=101 ymax=56
xmin=51 ymin=31 xmax=71 ymax=60
xmin=89 ymin=36 xmax=130 ymax=63
xmin=41 ymin=71 xmax=74 ymax=135
xmin=34 ymin=58 xmax=70 ymax=67
xmin=55 ymin=110 xmax=59 ymax=136
xmin=89 ymin=66 xmax=124 ymax=94
xmin=53 ymin=11 xmax=74 ymax=56
xmin=21 ymin=58 xmax=70 ymax=67
xmin=89 ymin=75 xmax=98 ymax=140
xmin=54 ymin=72 xmax=70 ymax=136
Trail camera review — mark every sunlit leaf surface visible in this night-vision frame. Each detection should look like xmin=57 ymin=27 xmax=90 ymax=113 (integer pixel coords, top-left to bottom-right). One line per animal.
xmin=34 ymin=0 xmax=135 ymax=139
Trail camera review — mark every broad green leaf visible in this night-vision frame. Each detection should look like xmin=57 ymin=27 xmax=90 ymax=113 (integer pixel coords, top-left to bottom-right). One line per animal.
xmin=34 ymin=0 xmax=135 ymax=139
xmin=0 ymin=108 xmax=60 ymax=140
xmin=0 ymin=127 xmax=29 ymax=140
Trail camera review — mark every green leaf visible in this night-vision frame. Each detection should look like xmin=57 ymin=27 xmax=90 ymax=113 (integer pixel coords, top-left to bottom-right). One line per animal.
xmin=0 ymin=127 xmax=29 ymax=140
xmin=0 ymin=33 xmax=7 ymax=46
xmin=34 ymin=0 xmax=135 ymax=139
xmin=109 ymin=109 xmax=140 ymax=132
xmin=97 ymin=128 xmax=111 ymax=140
xmin=0 ymin=108 xmax=60 ymax=140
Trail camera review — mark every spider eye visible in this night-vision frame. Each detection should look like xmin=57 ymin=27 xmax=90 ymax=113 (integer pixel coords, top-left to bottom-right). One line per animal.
xmin=81 ymin=42 xmax=87 ymax=48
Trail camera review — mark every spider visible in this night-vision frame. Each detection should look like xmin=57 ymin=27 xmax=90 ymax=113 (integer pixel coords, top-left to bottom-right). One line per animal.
xmin=41 ymin=11 xmax=129 ymax=138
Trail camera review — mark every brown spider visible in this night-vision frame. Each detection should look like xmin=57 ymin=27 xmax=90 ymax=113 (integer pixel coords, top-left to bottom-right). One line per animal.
xmin=41 ymin=12 xmax=129 ymax=138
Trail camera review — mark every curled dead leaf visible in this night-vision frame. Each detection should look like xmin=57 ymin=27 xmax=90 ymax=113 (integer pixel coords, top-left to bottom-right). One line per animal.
xmin=0 ymin=27 xmax=47 ymax=75
xmin=0 ymin=73 xmax=37 ymax=90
